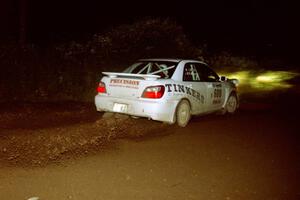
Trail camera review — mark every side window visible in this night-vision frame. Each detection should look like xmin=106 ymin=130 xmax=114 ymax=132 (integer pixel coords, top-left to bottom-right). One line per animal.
xmin=196 ymin=63 xmax=219 ymax=82
xmin=183 ymin=63 xmax=200 ymax=82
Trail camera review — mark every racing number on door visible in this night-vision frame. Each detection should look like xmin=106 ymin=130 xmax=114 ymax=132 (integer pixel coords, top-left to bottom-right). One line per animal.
xmin=213 ymin=88 xmax=222 ymax=104
xmin=214 ymin=88 xmax=221 ymax=98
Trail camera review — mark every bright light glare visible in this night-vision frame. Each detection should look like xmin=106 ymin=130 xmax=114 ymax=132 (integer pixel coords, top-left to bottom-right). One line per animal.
xmin=256 ymin=75 xmax=274 ymax=82
xmin=254 ymin=71 xmax=298 ymax=89
xmin=220 ymin=70 xmax=299 ymax=92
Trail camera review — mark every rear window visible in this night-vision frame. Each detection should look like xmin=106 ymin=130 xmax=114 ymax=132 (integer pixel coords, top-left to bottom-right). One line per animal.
xmin=124 ymin=61 xmax=178 ymax=79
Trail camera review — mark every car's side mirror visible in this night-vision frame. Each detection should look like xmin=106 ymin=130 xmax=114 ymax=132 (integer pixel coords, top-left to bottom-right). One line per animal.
xmin=229 ymin=78 xmax=239 ymax=86
xmin=220 ymin=76 xmax=227 ymax=81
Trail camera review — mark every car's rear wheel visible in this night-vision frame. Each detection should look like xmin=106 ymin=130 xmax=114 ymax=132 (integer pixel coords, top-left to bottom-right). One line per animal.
xmin=176 ymin=100 xmax=191 ymax=127
xmin=226 ymin=94 xmax=238 ymax=114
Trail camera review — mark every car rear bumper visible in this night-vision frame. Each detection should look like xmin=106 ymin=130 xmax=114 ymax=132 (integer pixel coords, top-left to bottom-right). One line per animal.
xmin=95 ymin=94 xmax=177 ymax=123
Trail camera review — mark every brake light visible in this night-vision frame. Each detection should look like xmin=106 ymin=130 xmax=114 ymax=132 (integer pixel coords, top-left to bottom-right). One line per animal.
xmin=97 ymin=82 xmax=106 ymax=93
xmin=142 ymin=85 xmax=165 ymax=99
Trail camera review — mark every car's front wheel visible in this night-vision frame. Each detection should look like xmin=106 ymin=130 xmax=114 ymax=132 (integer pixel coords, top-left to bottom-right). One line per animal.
xmin=226 ymin=94 xmax=238 ymax=114
xmin=176 ymin=100 xmax=191 ymax=127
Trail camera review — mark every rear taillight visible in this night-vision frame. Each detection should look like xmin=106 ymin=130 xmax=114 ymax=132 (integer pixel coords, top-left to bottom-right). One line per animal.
xmin=142 ymin=85 xmax=165 ymax=99
xmin=97 ymin=82 xmax=106 ymax=93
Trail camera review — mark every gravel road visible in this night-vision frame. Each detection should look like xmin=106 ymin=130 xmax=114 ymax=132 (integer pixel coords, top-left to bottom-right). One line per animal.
xmin=0 ymin=90 xmax=299 ymax=200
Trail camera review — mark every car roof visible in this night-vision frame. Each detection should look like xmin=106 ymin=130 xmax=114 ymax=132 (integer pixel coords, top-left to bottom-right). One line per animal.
xmin=138 ymin=58 xmax=208 ymax=65
xmin=138 ymin=58 xmax=181 ymax=62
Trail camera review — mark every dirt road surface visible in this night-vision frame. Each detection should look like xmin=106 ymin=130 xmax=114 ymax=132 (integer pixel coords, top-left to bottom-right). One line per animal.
xmin=0 ymin=91 xmax=299 ymax=200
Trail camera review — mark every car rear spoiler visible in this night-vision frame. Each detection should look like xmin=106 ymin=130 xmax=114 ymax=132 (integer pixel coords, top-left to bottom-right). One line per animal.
xmin=102 ymin=72 xmax=160 ymax=81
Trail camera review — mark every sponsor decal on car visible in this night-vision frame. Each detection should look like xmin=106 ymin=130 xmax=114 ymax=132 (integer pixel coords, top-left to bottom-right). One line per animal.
xmin=165 ymin=84 xmax=205 ymax=104
xmin=109 ymin=79 xmax=140 ymax=89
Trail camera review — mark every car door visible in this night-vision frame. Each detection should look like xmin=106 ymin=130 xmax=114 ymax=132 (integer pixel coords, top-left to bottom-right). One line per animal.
xmin=182 ymin=63 xmax=207 ymax=114
xmin=195 ymin=63 xmax=225 ymax=112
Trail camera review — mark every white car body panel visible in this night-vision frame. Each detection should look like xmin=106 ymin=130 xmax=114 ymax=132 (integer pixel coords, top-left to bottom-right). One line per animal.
xmin=95 ymin=59 xmax=238 ymax=124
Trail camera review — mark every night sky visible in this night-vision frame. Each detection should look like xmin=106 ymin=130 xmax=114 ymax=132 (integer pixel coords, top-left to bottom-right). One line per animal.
xmin=1 ymin=0 xmax=299 ymax=57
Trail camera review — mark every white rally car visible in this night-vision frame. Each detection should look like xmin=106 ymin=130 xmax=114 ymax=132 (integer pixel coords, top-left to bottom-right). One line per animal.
xmin=95 ymin=59 xmax=238 ymax=127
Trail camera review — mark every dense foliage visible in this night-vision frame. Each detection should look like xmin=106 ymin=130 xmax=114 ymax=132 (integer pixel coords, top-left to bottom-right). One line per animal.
xmin=1 ymin=18 xmax=273 ymax=102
